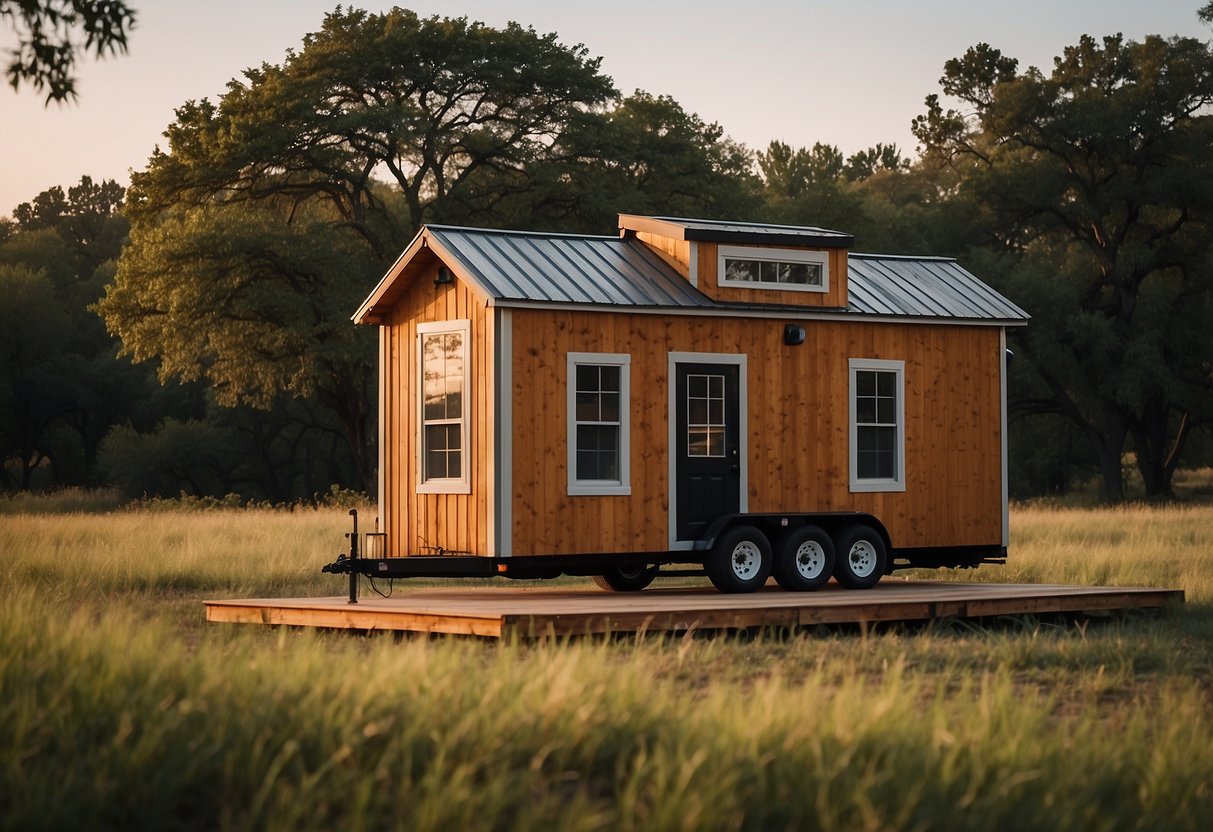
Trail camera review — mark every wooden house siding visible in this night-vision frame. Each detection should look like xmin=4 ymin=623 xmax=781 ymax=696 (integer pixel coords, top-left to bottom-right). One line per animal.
xmin=381 ymin=266 xmax=494 ymax=557
xmin=634 ymin=231 xmax=692 ymax=279
xmin=509 ymin=307 xmax=1003 ymax=556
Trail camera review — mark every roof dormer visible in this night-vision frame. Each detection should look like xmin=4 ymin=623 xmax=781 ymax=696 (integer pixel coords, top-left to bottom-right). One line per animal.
xmin=619 ymin=214 xmax=853 ymax=309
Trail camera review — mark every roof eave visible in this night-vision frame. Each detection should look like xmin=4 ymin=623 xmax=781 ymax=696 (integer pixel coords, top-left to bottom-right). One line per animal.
xmin=352 ymin=227 xmax=429 ymax=325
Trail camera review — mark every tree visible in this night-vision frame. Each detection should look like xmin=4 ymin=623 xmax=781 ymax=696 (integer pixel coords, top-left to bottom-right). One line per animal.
xmin=756 ymin=140 xmax=947 ymax=255
xmin=107 ymin=9 xmax=618 ymax=493
xmin=98 ymin=198 xmax=381 ymax=490
xmin=125 ymin=7 xmax=615 ymax=257
xmin=913 ymin=35 xmax=1213 ymax=500
xmin=0 ymin=263 xmax=73 ymax=488
xmin=520 ymin=91 xmax=762 ymax=232
xmin=2 ymin=0 xmax=135 ymax=102
xmin=0 ymin=177 xmax=163 ymax=490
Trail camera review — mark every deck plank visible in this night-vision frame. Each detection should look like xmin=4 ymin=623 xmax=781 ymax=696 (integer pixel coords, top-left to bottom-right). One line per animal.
xmin=204 ymin=580 xmax=1185 ymax=638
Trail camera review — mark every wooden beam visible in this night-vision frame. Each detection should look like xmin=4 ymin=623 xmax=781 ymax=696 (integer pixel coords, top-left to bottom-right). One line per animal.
xmin=205 ymin=582 xmax=1184 ymax=640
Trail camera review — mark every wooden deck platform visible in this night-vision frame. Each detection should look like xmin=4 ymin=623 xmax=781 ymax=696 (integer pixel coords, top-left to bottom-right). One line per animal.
xmin=204 ymin=580 xmax=1184 ymax=639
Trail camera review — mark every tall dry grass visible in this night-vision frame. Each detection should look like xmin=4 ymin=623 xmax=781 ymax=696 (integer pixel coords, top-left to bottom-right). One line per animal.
xmin=1 ymin=502 xmax=1211 ymax=829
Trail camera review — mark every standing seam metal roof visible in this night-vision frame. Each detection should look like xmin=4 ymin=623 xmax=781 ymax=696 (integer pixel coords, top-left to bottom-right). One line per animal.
xmin=428 ymin=226 xmax=712 ymax=309
xmin=421 ymin=225 xmax=1028 ymax=322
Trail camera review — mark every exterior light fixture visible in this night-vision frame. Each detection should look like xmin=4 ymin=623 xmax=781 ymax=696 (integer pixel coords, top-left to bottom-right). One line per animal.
xmin=783 ymin=323 xmax=806 ymax=346
xmin=435 ymin=266 xmax=455 ymax=286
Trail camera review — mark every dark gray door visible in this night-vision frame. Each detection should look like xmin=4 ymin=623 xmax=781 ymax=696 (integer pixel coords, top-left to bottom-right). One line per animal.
xmin=675 ymin=362 xmax=741 ymax=541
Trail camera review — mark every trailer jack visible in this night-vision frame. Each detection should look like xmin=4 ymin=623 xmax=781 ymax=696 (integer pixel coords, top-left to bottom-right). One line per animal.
xmin=319 ymin=509 xmax=360 ymax=604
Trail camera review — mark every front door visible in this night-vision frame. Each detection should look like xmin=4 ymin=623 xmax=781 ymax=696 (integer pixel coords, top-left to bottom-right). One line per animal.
xmin=674 ymin=362 xmax=741 ymax=541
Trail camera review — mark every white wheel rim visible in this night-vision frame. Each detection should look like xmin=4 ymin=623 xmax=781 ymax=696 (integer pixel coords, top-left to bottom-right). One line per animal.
xmin=795 ymin=540 xmax=826 ymax=580
xmin=730 ymin=540 xmax=762 ymax=581
xmin=847 ymin=539 xmax=877 ymax=578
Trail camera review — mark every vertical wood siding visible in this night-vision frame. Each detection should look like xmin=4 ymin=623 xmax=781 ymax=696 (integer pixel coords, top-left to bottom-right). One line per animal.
xmin=634 ymin=231 xmax=692 ymax=276
xmin=509 ymin=309 xmax=1003 ymax=556
xmin=380 ymin=266 xmax=493 ymax=556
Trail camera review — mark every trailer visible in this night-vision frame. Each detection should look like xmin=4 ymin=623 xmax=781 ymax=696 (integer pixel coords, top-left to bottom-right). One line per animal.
xmin=324 ymin=215 xmax=1029 ymax=596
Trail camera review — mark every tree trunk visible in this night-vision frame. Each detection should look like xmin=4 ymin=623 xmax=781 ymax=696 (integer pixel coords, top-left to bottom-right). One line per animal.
xmin=1130 ymin=401 xmax=1195 ymax=500
xmin=1089 ymin=404 xmax=1130 ymax=503
xmin=319 ymin=370 xmax=374 ymax=496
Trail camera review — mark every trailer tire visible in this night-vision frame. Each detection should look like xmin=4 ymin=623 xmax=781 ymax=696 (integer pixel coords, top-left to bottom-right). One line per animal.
xmin=592 ymin=564 xmax=655 ymax=592
xmin=706 ymin=525 xmax=773 ymax=593
xmin=832 ymin=524 xmax=887 ymax=589
xmin=773 ymin=525 xmax=835 ymax=591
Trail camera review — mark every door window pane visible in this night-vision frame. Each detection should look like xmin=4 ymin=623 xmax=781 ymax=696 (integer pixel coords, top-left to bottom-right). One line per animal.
xmin=687 ymin=374 xmax=726 ymax=458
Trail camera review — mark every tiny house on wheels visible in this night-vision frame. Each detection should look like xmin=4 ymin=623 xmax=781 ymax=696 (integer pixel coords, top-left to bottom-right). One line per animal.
xmin=324 ymin=215 xmax=1029 ymax=595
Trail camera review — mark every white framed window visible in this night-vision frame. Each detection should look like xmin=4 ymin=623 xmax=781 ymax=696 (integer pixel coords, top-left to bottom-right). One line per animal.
xmin=567 ymin=352 xmax=631 ymax=496
xmin=718 ymin=245 xmax=829 ymax=293
xmin=417 ymin=319 xmax=471 ymax=494
xmin=849 ymin=358 xmax=906 ymax=493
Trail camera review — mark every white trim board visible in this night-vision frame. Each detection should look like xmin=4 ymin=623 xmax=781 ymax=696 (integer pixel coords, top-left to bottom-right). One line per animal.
xmin=488 ymin=298 xmax=1028 ymax=328
xmin=495 ymin=309 xmax=513 ymax=557
xmin=1000 ymin=328 xmax=1010 ymax=549
xmin=376 ymin=326 xmax=386 ymax=537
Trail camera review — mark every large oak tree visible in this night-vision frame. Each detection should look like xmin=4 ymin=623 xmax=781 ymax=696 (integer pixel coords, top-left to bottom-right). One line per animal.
xmin=101 ymin=7 xmax=618 ymax=492
xmin=914 ymin=34 xmax=1213 ymax=500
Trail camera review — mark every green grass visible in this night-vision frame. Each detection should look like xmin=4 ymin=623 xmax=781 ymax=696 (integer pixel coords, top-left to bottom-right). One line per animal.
xmin=1 ymin=504 xmax=1211 ymax=829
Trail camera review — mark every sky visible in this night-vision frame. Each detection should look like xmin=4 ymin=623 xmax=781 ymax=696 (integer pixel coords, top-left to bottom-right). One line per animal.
xmin=1 ymin=1 xmax=1209 ymax=213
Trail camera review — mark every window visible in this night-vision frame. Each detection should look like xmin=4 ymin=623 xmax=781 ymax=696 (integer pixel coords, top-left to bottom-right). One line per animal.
xmin=567 ymin=352 xmax=630 ymax=495
xmin=418 ymin=320 xmax=470 ymax=493
xmin=718 ymin=245 xmax=829 ymax=293
xmin=849 ymin=358 xmax=905 ymax=492
xmin=686 ymin=373 xmax=725 ymax=457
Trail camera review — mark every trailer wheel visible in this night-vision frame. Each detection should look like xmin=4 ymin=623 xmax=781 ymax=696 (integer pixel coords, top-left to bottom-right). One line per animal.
xmin=592 ymin=564 xmax=655 ymax=592
xmin=706 ymin=525 xmax=773 ymax=593
xmin=832 ymin=525 xmax=888 ymax=590
xmin=773 ymin=525 xmax=835 ymax=591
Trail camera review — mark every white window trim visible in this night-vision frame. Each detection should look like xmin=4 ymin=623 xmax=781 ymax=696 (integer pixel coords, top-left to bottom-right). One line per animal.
xmin=417 ymin=319 xmax=471 ymax=495
xmin=567 ymin=352 xmax=631 ymax=496
xmin=849 ymin=358 xmax=906 ymax=493
xmin=717 ymin=244 xmax=830 ymax=294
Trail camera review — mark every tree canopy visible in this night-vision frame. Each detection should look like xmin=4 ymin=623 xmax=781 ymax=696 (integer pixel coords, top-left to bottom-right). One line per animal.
xmin=2 ymin=0 xmax=135 ymax=101
xmin=914 ymin=34 xmax=1213 ymax=500
xmin=11 ymin=7 xmax=1213 ymax=503
xmin=125 ymin=7 xmax=616 ymax=258
xmin=102 ymin=8 xmax=768 ymax=493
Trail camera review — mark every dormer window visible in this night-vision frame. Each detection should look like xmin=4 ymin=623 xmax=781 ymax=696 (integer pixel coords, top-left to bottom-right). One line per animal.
xmin=718 ymin=245 xmax=829 ymax=294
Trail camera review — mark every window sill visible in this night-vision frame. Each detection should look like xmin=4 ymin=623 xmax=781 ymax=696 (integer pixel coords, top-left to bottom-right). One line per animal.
xmin=417 ymin=480 xmax=472 ymax=495
xmin=849 ymin=480 xmax=906 ymax=494
xmin=567 ymin=484 xmax=631 ymax=497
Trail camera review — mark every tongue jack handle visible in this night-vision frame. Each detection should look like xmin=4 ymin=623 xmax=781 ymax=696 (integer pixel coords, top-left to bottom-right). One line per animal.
xmin=346 ymin=509 xmax=359 ymax=604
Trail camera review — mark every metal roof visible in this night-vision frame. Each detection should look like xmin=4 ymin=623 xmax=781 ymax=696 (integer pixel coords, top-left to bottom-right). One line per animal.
xmin=361 ymin=224 xmax=1028 ymax=324
xmin=427 ymin=225 xmax=712 ymax=308
xmin=846 ymin=254 xmax=1029 ymax=321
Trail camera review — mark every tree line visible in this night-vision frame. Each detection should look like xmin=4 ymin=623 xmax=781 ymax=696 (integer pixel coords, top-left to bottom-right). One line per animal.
xmin=3 ymin=6 xmax=1212 ymax=503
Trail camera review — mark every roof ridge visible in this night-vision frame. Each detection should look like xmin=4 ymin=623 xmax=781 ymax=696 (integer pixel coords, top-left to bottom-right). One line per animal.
xmin=849 ymin=252 xmax=958 ymax=263
xmin=646 ymin=215 xmax=849 ymax=236
xmin=426 ymin=224 xmax=619 ymax=242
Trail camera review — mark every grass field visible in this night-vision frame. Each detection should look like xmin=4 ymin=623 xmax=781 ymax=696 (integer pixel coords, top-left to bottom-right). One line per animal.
xmin=1 ymin=501 xmax=1211 ymax=830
